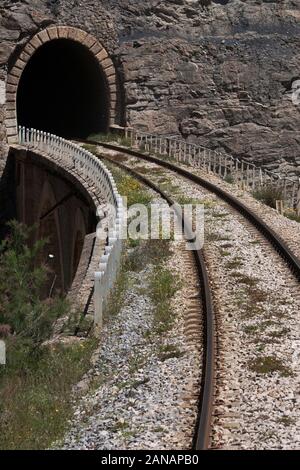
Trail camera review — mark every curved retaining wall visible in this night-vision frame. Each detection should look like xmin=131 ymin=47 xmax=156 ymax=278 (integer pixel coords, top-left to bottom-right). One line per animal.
xmin=18 ymin=126 xmax=124 ymax=330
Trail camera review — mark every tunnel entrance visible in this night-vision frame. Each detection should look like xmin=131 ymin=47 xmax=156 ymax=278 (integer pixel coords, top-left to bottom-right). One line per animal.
xmin=17 ymin=38 xmax=110 ymax=139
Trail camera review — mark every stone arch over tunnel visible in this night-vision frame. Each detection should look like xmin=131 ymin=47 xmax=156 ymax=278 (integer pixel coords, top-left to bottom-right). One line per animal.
xmin=6 ymin=26 xmax=118 ymax=143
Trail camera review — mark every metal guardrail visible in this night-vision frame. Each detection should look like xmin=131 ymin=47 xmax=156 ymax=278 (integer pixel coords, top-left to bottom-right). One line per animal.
xmin=125 ymin=129 xmax=300 ymax=210
xmin=18 ymin=126 xmax=123 ymax=329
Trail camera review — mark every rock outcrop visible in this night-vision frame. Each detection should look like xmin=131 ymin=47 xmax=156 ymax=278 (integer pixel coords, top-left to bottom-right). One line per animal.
xmin=1 ymin=0 xmax=300 ymax=174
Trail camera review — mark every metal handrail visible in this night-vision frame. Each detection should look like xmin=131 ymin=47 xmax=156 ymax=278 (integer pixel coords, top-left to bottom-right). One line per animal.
xmin=125 ymin=128 xmax=300 ymax=210
xmin=18 ymin=126 xmax=123 ymax=328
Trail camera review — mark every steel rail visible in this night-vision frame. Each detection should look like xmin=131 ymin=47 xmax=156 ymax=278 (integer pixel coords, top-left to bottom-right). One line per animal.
xmin=79 ymin=138 xmax=300 ymax=448
xmin=87 ymin=140 xmax=300 ymax=281
xmin=91 ymin=151 xmax=216 ymax=450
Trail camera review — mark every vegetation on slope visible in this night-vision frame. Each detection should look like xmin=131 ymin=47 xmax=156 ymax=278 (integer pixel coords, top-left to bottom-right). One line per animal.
xmin=0 ymin=221 xmax=96 ymax=450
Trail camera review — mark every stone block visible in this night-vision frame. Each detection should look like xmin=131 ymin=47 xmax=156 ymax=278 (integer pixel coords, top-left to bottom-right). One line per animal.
xmin=15 ymin=59 xmax=26 ymax=72
xmin=19 ymin=50 xmax=31 ymax=63
xmin=7 ymin=135 xmax=18 ymax=144
xmin=84 ymin=34 xmax=97 ymax=49
xmin=105 ymin=65 xmax=115 ymax=77
xmin=5 ymin=118 xmax=17 ymax=128
xmin=110 ymin=92 xmax=117 ymax=103
xmin=23 ymin=42 xmax=36 ymax=56
xmin=6 ymin=84 xmax=17 ymax=94
xmin=29 ymin=36 xmax=42 ymax=49
xmin=6 ymin=93 xmax=16 ymax=102
xmin=57 ymin=26 xmax=70 ymax=39
xmin=109 ymin=116 xmax=116 ymax=126
xmin=107 ymin=74 xmax=116 ymax=85
xmin=68 ymin=28 xmax=88 ymax=43
xmin=101 ymin=58 xmax=113 ymax=70
xmin=110 ymin=84 xmax=117 ymax=94
xmin=47 ymin=27 xmax=59 ymax=41
xmin=5 ymin=101 xmax=16 ymax=111
xmin=111 ymin=100 xmax=117 ymax=110
xmin=7 ymin=75 xmax=19 ymax=86
xmin=37 ymin=29 xmax=50 ymax=44
xmin=6 ymin=127 xmax=17 ymax=137
xmin=10 ymin=67 xmax=22 ymax=79
xmin=90 ymin=43 xmax=103 ymax=56
xmin=5 ymin=110 xmax=16 ymax=119
xmin=96 ymin=48 xmax=108 ymax=62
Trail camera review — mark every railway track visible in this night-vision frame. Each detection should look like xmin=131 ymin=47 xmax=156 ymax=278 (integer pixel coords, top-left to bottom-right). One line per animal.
xmin=88 ymin=140 xmax=300 ymax=281
xmin=78 ymin=138 xmax=300 ymax=449
xmin=93 ymin=149 xmax=216 ymax=450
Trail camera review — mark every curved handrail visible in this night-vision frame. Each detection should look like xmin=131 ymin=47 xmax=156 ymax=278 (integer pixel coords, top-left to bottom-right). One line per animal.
xmin=18 ymin=126 xmax=124 ymax=328
xmin=125 ymin=128 xmax=300 ymax=210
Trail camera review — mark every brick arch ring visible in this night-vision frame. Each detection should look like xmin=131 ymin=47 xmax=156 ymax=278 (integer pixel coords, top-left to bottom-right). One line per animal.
xmin=5 ymin=26 xmax=118 ymax=144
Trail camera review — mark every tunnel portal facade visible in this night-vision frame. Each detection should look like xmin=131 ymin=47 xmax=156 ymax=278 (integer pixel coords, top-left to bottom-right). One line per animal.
xmin=6 ymin=26 xmax=118 ymax=143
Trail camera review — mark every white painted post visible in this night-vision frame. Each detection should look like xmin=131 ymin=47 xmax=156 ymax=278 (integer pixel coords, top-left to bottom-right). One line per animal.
xmin=224 ymin=156 xmax=228 ymax=178
xmin=246 ymin=164 xmax=250 ymax=189
xmin=252 ymin=166 xmax=256 ymax=190
xmin=241 ymin=161 xmax=244 ymax=186
xmin=259 ymin=168 xmax=263 ymax=186
xmin=167 ymin=138 xmax=171 ymax=158
xmin=183 ymin=142 xmax=187 ymax=163
xmin=154 ymin=135 xmax=158 ymax=154
xmin=276 ymin=200 xmax=284 ymax=214
xmin=291 ymin=181 xmax=297 ymax=209
xmin=202 ymin=148 xmax=206 ymax=170
xmin=208 ymin=150 xmax=212 ymax=172
xmin=192 ymin=145 xmax=196 ymax=166
xmin=218 ymin=153 xmax=222 ymax=176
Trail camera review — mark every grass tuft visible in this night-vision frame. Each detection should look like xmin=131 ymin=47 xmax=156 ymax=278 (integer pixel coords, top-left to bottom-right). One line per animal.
xmin=158 ymin=344 xmax=184 ymax=361
xmin=252 ymin=185 xmax=283 ymax=209
xmin=284 ymin=210 xmax=300 ymax=223
xmin=150 ymin=266 xmax=180 ymax=334
xmin=0 ymin=339 xmax=96 ymax=450
xmin=249 ymin=355 xmax=292 ymax=377
xmin=88 ymin=132 xmax=132 ymax=148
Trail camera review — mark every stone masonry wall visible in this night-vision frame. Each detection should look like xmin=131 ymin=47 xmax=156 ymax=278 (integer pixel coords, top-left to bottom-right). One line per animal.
xmin=1 ymin=0 xmax=300 ymax=176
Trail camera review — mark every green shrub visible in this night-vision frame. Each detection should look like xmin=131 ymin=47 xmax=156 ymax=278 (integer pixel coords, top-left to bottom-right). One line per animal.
xmin=249 ymin=355 xmax=292 ymax=377
xmin=224 ymin=174 xmax=234 ymax=184
xmin=0 ymin=339 xmax=96 ymax=449
xmin=0 ymin=221 xmax=96 ymax=449
xmin=284 ymin=210 xmax=300 ymax=223
xmin=0 ymin=221 xmax=68 ymax=352
xmin=150 ymin=266 xmax=180 ymax=333
xmin=252 ymin=185 xmax=283 ymax=209
xmin=88 ymin=132 xmax=131 ymax=148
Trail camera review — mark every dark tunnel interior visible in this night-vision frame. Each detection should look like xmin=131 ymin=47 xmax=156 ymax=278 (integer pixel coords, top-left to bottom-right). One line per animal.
xmin=17 ymin=38 xmax=110 ymax=139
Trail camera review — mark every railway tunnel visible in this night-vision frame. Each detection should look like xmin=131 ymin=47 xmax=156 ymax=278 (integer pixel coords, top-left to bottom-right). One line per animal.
xmin=2 ymin=26 xmax=120 ymax=296
xmin=17 ymin=38 xmax=110 ymax=139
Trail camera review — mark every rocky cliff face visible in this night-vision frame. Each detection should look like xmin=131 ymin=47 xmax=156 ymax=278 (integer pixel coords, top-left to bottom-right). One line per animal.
xmin=1 ymin=0 xmax=300 ymax=175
